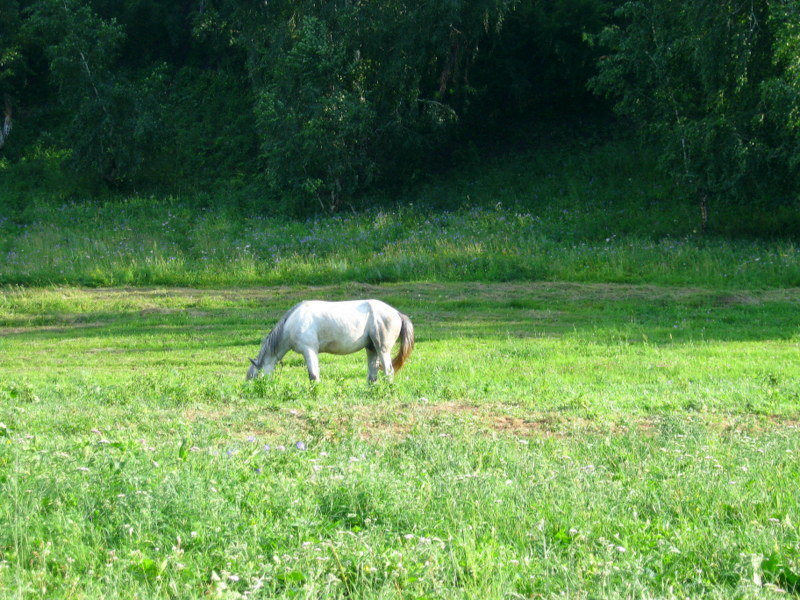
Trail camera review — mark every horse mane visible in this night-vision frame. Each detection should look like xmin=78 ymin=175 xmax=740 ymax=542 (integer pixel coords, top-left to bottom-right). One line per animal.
xmin=256 ymin=302 xmax=301 ymax=365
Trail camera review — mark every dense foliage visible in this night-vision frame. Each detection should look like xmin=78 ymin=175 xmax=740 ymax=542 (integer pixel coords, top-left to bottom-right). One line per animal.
xmin=238 ymin=0 xmax=515 ymax=212
xmin=1 ymin=0 xmax=799 ymax=224
xmin=591 ymin=0 xmax=800 ymax=227
xmin=0 ymin=0 xmax=614 ymax=210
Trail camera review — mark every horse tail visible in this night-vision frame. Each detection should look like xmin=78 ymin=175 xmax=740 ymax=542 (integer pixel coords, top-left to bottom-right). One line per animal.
xmin=392 ymin=312 xmax=414 ymax=372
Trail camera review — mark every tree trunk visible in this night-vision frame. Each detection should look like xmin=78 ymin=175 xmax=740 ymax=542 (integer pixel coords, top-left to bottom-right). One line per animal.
xmin=0 ymin=96 xmax=12 ymax=150
xmin=699 ymin=193 xmax=708 ymax=233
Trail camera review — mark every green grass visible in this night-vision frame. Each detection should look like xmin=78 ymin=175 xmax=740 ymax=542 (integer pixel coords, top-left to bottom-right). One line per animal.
xmin=2 ymin=139 xmax=798 ymax=289
xmin=2 ymin=282 xmax=799 ymax=598
xmin=2 ymin=134 xmax=800 ymax=597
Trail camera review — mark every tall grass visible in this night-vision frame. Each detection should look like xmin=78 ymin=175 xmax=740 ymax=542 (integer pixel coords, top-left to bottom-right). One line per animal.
xmin=2 ymin=139 xmax=798 ymax=289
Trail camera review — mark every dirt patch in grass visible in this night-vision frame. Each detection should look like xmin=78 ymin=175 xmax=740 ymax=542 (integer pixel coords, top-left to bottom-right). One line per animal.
xmin=715 ymin=414 xmax=800 ymax=433
xmin=490 ymin=414 xmax=563 ymax=436
xmin=280 ymin=402 xmax=654 ymax=441
xmin=139 ymin=308 xmax=213 ymax=317
xmin=765 ymin=415 xmax=800 ymax=428
xmin=0 ymin=321 xmax=105 ymax=336
xmin=86 ymin=347 xmax=127 ymax=353
xmin=715 ymin=293 xmax=762 ymax=306
xmin=139 ymin=307 xmax=176 ymax=315
xmin=185 ymin=402 xmax=800 ymax=444
xmin=183 ymin=407 xmax=234 ymax=423
xmin=10 ymin=282 xmax=799 ymax=311
xmin=418 ymin=402 xmax=570 ymax=436
xmin=151 ymin=408 xmax=800 ymax=461
xmin=423 ymin=401 xmax=483 ymax=416
xmin=183 ymin=405 xmax=318 ymax=441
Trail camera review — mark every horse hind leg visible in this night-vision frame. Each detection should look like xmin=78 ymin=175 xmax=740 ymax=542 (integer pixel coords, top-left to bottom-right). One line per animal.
xmin=302 ymin=348 xmax=320 ymax=382
xmin=378 ymin=348 xmax=394 ymax=381
xmin=369 ymin=325 xmax=394 ymax=381
xmin=366 ymin=348 xmax=379 ymax=383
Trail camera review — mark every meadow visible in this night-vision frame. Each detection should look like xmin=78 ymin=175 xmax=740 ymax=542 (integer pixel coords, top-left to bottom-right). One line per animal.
xmin=2 ymin=136 xmax=800 ymax=598
xmin=1 ymin=281 xmax=799 ymax=599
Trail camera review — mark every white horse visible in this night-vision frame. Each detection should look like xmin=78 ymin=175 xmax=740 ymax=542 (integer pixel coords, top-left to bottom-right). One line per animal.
xmin=246 ymin=299 xmax=414 ymax=382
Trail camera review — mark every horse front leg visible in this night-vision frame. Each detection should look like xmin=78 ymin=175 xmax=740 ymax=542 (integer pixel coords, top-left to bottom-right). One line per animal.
xmin=366 ymin=349 xmax=380 ymax=383
xmin=302 ymin=349 xmax=321 ymax=381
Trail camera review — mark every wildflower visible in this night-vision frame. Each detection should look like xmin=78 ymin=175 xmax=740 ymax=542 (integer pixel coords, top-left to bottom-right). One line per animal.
xmin=263 ymin=444 xmax=271 ymax=452
xmin=246 ymin=436 xmax=257 ymax=443
xmin=295 ymin=441 xmax=306 ymax=451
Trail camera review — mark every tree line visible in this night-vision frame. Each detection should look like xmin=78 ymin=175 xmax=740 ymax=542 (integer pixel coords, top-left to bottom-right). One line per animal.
xmin=1 ymin=0 xmax=799 ymax=220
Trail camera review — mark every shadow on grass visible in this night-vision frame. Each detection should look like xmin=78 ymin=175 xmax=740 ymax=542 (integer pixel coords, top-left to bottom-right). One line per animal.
xmin=1 ymin=284 xmax=798 ymax=361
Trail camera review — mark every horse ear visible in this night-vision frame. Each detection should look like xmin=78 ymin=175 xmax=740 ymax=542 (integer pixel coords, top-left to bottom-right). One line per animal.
xmin=249 ymin=358 xmax=258 ymax=367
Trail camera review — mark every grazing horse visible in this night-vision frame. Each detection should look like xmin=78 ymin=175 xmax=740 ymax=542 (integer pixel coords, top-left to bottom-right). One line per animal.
xmin=246 ymin=300 xmax=414 ymax=382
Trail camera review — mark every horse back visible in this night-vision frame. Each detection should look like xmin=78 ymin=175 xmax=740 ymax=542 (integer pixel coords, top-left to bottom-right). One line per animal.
xmin=289 ymin=299 xmax=402 ymax=355
xmin=290 ymin=300 xmax=374 ymax=354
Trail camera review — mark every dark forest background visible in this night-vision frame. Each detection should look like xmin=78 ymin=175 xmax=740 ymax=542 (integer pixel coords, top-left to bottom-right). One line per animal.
xmin=1 ymin=0 xmax=799 ymax=230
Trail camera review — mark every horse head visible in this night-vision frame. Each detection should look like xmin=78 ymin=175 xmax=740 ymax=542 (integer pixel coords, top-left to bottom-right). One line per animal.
xmin=246 ymin=357 xmax=260 ymax=380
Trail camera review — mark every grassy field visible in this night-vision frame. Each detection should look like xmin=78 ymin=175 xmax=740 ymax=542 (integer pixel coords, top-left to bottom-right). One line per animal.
xmin=2 ymin=134 xmax=799 ymax=597
xmin=2 ymin=282 xmax=799 ymax=598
